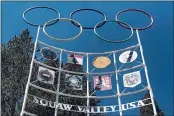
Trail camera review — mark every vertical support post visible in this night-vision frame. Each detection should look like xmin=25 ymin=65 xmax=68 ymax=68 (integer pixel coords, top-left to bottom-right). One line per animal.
xmin=86 ymin=53 xmax=90 ymax=116
xmin=54 ymin=50 xmax=63 ymax=116
xmin=20 ymin=26 xmax=41 ymax=116
xmin=113 ymin=53 xmax=123 ymax=116
xmin=136 ymin=29 xmax=157 ymax=116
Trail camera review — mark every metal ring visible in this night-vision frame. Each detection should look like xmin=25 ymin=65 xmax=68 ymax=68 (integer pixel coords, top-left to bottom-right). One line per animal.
xmin=94 ymin=20 xmax=133 ymax=43
xmin=115 ymin=9 xmax=153 ymax=30
xmin=23 ymin=6 xmax=60 ymax=27
xmin=69 ymin=8 xmax=107 ymax=29
xmin=43 ymin=18 xmax=83 ymax=41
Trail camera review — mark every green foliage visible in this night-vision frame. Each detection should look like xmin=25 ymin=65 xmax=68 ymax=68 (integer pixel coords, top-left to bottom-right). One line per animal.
xmin=2 ymin=29 xmax=34 ymax=116
xmin=1 ymin=29 xmax=102 ymax=116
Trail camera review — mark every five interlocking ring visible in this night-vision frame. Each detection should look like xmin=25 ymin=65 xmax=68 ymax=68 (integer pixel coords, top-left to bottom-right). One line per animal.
xmin=23 ymin=7 xmax=153 ymax=43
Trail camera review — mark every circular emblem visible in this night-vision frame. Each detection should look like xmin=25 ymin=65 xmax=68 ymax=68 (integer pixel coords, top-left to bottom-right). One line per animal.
xmin=65 ymin=75 xmax=82 ymax=90
xmin=119 ymin=50 xmax=138 ymax=63
xmin=93 ymin=56 xmax=111 ymax=68
xmin=41 ymin=47 xmax=57 ymax=60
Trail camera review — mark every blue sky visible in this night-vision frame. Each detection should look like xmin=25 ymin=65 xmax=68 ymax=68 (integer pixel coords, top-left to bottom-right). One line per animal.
xmin=2 ymin=1 xmax=173 ymax=116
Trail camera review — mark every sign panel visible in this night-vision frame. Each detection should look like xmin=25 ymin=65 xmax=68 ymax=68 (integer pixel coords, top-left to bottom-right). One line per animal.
xmin=37 ymin=66 xmax=55 ymax=85
xmin=93 ymin=56 xmax=111 ymax=68
xmin=31 ymin=95 xmax=150 ymax=113
xmin=94 ymin=75 xmax=112 ymax=91
xmin=41 ymin=47 xmax=58 ymax=60
xmin=67 ymin=54 xmax=83 ymax=65
xmin=123 ymin=71 xmax=141 ymax=88
xmin=119 ymin=50 xmax=138 ymax=63
xmin=65 ymin=74 xmax=83 ymax=90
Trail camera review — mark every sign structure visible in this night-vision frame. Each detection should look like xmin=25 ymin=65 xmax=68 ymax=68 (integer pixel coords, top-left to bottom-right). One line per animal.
xmin=123 ymin=71 xmax=141 ymax=88
xmin=94 ymin=75 xmax=112 ymax=91
xmin=37 ymin=66 xmax=55 ymax=85
xmin=119 ymin=50 xmax=138 ymax=63
xmin=93 ymin=56 xmax=111 ymax=68
xmin=31 ymin=95 xmax=151 ymax=113
xmin=67 ymin=54 xmax=83 ymax=65
xmin=65 ymin=74 xmax=83 ymax=90
xmin=20 ymin=7 xmax=157 ymax=116
xmin=41 ymin=47 xmax=58 ymax=60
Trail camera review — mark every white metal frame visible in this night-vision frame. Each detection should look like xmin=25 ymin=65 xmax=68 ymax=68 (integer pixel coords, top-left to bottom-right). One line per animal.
xmin=136 ymin=29 xmax=157 ymax=115
xmin=113 ymin=53 xmax=123 ymax=116
xmin=86 ymin=53 xmax=90 ymax=116
xmin=21 ymin=38 xmax=157 ymax=116
xmin=20 ymin=16 xmax=157 ymax=116
xmin=54 ymin=50 xmax=63 ymax=116
xmin=20 ymin=26 xmax=41 ymax=116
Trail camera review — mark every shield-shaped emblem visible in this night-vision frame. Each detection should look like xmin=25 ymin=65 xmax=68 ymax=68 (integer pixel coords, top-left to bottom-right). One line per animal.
xmin=123 ymin=71 xmax=141 ymax=88
xmin=37 ymin=66 xmax=55 ymax=84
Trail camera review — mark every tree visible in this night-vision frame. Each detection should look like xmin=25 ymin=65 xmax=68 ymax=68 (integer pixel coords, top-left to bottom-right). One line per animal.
xmin=1 ymin=29 xmax=102 ymax=116
xmin=2 ymin=29 xmax=34 ymax=116
xmin=140 ymin=91 xmax=164 ymax=116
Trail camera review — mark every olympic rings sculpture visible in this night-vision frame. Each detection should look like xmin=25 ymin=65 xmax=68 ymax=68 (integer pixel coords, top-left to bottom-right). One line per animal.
xmin=23 ymin=6 xmax=154 ymax=43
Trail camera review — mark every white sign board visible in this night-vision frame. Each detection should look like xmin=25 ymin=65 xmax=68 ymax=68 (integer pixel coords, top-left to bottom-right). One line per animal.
xmin=31 ymin=95 xmax=150 ymax=113
xmin=123 ymin=71 xmax=141 ymax=88
xmin=119 ymin=51 xmax=138 ymax=63
xmin=67 ymin=54 xmax=83 ymax=65
xmin=65 ymin=74 xmax=83 ymax=90
xmin=94 ymin=75 xmax=112 ymax=91
xmin=37 ymin=66 xmax=55 ymax=85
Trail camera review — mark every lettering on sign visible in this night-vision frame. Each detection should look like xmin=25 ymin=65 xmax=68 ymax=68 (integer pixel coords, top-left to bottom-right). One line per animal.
xmin=31 ymin=96 xmax=150 ymax=113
